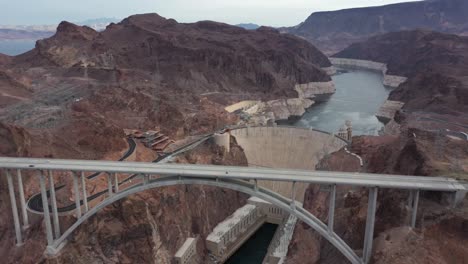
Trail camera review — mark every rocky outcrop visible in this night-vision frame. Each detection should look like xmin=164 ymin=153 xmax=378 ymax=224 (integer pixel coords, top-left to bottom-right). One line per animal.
xmin=284 ymin=0 xmax=468 ymax=54
xmin=376 ymin=100 xmax=405 ymax=122
xmin=261 ymin=98 xmax=314 ymax=121
xmin=0 ymin=122 xmax=30 ymax=157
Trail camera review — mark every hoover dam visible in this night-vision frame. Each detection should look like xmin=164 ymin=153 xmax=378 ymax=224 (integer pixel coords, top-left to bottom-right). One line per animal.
xmin=230 ymin=126 xmax=348 ymax=201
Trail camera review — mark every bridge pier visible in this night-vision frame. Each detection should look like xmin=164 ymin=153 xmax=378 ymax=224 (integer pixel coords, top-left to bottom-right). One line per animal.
xmin=73 ymin=172 xmax=82 ymax=218
xmin=114 ymin=173 xmax=119 ymax=193
xmin=410 ymin=190 xmax=420 ymax=228
xmin=16 ymin=169 xmax=29 ymax=230
xmin=48 ymin=170 xmax=61 ymax=238
xmin=6 ymin=170 xmax=23 ymax=246
xmin=290 ymin=181 xmax=296 ymax=210
xmin=328 ymin=184 xmax=336 ymax=234
xmin=363 ymin=187 xmax=378 ymax=264
xmin=81 ymin=172 xmax=89 ymax=213
xmin=143 ymin=174 xmax=150 ymax=184
xmin=107 ymin=173 xmax=114 ymax=196
xmin=38 ymin=171 xmax=54 ymax=247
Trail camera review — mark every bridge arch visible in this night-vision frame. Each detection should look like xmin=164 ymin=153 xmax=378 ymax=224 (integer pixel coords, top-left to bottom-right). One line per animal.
xmin=48 ymin=176 xmax=361 ymax=264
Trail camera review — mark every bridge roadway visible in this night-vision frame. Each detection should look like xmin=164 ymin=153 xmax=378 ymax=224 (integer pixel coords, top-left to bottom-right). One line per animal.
xmin=1 ymin=157 xmax=465 ymax=192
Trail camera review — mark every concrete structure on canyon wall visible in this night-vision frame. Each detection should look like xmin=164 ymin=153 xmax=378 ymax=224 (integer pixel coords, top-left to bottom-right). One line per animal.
xmin=174 ymin=237 xmax=197 ymax=264
xmin=206 ymin=197 xmax=300 ymax=263
xmin=337 ymin=121 xmax=353 ymax=142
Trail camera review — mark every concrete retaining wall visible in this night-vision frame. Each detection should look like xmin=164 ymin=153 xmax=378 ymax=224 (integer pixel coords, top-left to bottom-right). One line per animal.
xmin=329 ymin=58 xmax=407 ymax=88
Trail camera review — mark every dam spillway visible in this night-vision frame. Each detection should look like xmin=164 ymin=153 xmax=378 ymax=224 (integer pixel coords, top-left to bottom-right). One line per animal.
xmin=230 ymin=126 xmax=348 ymax=202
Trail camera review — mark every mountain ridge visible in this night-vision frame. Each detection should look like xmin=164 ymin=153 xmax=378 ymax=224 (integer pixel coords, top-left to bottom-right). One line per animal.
xmin=285 ymin=0 xmax=468 ymax=54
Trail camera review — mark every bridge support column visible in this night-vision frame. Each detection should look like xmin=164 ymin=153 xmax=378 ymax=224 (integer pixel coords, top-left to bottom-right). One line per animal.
xmin=72 ymin=172 xmax=82 ymax=218
xmin=328 ymin=184 xmax=336 ymax=234
xmin=291 ymin=181 xmax=296 ymax=210
xmin=143 ymin=174 xmax=149 ymax=185
xmin=114 ymin=173 xmax=119 ymax=193
xmin=6 ymin=170 xmax=23 ymax=246
xmin=81 ymin=172 xmax=89 ymax=213
xmin=16 ymin=169 xmax=29 ymax=229
xmin=38 ymin=171 xmax=54 ymax=246
xmin=363 ymin=187 xmax=378 ymax=264
xmin=410 ymin=190 xmax=420 ymax=228
xmin=254 ymin=179 xmax=258 ymax=192
xmin=107 ymin=173 xmax=114 ymax=196
xmin=48 ymin=170 xmax=61 ymax=239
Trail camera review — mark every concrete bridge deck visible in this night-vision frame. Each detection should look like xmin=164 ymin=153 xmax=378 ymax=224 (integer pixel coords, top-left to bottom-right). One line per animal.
xmin=0 ymin=158 xmax=464 ymax=191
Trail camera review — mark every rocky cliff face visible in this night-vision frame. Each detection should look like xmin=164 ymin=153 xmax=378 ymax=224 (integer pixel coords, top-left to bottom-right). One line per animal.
xmin=285 ymin=0 xmax=468 ymax=54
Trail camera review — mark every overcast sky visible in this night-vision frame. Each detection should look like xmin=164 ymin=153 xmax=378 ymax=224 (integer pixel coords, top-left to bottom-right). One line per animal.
xmin=1 ymin=0 xmax=421 ymax=26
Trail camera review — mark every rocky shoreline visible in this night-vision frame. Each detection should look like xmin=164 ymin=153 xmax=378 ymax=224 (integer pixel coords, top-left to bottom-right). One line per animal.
xmin=329 ymin=57 xmax=407 ymax=88
xmin=225 ymin=81 xmax=335 ymax=125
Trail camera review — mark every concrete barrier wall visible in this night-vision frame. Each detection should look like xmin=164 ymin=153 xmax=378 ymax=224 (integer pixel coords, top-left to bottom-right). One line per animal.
xmin=231 ymin=126 xmax=347 ymax=202
xmin=329 ymin=58 xmax=407 ymax=88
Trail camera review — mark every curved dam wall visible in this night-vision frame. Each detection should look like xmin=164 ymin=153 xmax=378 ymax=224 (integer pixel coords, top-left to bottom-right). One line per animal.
xmin=230 ymin=126 xmax=347 ymax=202
xmin=329 ymin=57 xmax=407 ymax=88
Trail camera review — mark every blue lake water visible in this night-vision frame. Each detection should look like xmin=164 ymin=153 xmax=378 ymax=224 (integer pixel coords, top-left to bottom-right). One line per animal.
xmin=0 ymin=40 xmax=36 ymax=55
xmin=295 ymin=69 xmax=393 ymax=135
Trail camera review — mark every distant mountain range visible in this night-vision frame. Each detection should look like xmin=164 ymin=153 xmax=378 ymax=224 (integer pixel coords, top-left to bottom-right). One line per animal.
xmin=0 ymin=18 xmax=120 ymax=40
xmin=235 ymin=23 xmax=260 ymax=30
xmin=284 ymin=0 xmax=468 ymax=54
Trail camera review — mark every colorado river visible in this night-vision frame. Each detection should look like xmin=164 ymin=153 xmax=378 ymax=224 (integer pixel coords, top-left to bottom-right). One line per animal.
xmin=225 ymin=223 xmax=278 ymax=264
xmin=295 ymin=69 xmax=393 ymax=135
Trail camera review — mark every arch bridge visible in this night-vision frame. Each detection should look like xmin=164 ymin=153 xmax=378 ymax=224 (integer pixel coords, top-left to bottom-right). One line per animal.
xmin=1 ymin=157 xmax=466 ymax=264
